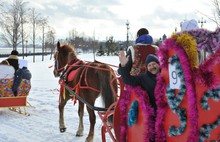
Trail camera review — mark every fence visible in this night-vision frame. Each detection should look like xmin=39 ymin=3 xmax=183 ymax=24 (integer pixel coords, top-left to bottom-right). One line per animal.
xmin=0 ymin=48 xmax=53 ymax=58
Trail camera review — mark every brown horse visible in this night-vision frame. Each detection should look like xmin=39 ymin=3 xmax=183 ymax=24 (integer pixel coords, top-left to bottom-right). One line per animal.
xmin=53 ymin=42 xmax=118 ymax=142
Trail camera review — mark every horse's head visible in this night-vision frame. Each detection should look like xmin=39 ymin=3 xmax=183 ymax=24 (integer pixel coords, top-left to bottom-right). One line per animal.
xmin=53 ymin=41 xmax=77 ymax=77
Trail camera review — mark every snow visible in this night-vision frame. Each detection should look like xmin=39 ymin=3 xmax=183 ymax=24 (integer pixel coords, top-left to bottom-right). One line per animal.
xmin=0 ymin=53 xmax=119 ymax=142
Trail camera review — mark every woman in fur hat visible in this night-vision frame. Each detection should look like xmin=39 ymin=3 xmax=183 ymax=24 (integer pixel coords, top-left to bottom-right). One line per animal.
xmin=5 ymin=50 xmax=19 ymax=72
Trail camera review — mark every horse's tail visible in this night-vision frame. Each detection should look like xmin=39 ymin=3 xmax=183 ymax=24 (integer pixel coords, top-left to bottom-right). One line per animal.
xmin=97 ymin=63 xmax=118 ymax=123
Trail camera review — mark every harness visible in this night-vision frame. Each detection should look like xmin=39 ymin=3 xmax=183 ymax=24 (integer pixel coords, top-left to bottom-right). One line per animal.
xmin=58 ymin=58 xmax=116 ymax=106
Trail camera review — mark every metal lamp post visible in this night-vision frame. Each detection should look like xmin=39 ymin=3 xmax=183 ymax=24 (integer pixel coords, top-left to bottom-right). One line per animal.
xmin=198 ymin=17 xmax=206 ymax=28
xmin=126 ymin=20 xmax=129 ymax=49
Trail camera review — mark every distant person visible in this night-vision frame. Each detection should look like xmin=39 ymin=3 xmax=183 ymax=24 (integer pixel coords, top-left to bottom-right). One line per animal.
xmin=118 ymin=28 xmax=158 ymax=76
xmin=12 ymin=59 xmax=32 ymax=96
xmin=5 ymin=50 xmax=19 ymax=71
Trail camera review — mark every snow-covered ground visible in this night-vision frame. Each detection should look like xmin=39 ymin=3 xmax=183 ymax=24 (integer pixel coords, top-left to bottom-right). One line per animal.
xmin=0 ymin=53 xmax=119 ymax=142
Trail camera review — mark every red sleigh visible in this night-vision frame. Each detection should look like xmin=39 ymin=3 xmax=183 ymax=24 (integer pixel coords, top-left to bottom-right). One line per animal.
xmin=0 ymin=65 xmax=31 ymax=114
xmin=156 ymin=32 xmax=220 ymax=141
xmin=112 ymin=29 xmax=220 ymax=142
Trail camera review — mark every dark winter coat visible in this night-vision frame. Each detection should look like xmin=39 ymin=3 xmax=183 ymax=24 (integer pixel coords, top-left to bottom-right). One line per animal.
xmin=12 ymin=67 xmax=32 ymax=92
xmin=6 ymin=55 xmax=19 ymax=71
xmin=118 ymin=63 xmax=157 ymax=110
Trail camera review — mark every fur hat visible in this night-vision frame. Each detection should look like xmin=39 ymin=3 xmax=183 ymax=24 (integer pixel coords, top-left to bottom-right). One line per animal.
xmin=145 ymin=54 xmax=159 ymax=65
xmin=11 ymin=50 xmax=19 ymax=55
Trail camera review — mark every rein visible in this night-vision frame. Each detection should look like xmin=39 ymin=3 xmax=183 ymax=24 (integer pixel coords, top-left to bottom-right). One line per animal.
xmin=64 ymin=84 xmax=115 ymax=111
xmin=55 ymin=49 xmax=118 ymax=107
xmin=54 ymin=51 xmax=78 ymax=74
xmin=54 ymin=51 xmax=64 ymax=74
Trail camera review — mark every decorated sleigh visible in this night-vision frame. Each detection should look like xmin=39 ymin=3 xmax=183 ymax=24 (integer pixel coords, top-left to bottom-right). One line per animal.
xmin=0 ymin=64 xmax=31 ymax=114
xmin=112 ymin=28 xmax=220 ymax=142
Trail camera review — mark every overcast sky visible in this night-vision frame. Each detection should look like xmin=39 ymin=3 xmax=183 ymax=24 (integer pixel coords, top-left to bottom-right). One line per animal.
xmin=28 ymin=0 xmax=217 ymax=41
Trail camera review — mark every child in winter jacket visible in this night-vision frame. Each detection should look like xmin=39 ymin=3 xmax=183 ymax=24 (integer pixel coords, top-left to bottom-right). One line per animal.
xmin=12 ymin=59 xmax=32 ymax=96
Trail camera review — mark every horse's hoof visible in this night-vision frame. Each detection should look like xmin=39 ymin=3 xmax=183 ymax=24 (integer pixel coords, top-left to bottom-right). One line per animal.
xmin=60 ymin=128 xmax=66 ymax=133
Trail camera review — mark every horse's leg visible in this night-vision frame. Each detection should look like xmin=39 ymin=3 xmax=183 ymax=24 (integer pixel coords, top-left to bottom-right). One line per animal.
xmin=59 ymin=92 xmax=69 ymax=133
xmin=76 ymin=101 xmax=84 ymax=136
xmin=85 ymin=105 xmax=96 ymax=142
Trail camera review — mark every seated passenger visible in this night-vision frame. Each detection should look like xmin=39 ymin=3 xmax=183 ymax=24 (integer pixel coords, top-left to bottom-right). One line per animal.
xmin=5 ymin=50 xmax=19 ymax=72
xmin=126 ymin=28 xmax=150 ymax=72
xmin=118 ymin=28 xmax=158 ymax=76
xmin=12 ymin=59 xmax=32 ymax=96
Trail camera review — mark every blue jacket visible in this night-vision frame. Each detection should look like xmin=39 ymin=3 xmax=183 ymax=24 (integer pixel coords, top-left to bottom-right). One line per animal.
xmin=12 ymin=67 xmax=32 ymax=92
xmin=118 ymin=63 xmax=157 ymax=110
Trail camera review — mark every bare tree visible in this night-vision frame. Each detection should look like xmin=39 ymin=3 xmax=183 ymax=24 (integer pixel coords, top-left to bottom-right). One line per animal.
xmin=19 ymin=1 xmax=28 ymax=58
xmin=45 ymin=27 xmax=56 ymax=60
xmin=38 ymin=17 xmax=48 ymax=61
xmin=0 ymin=0 xmax=28 ymax=50
xmin=29 ymin=8 xmax=42 ymax=62
xmin=199 ymin=0 xmax=220 ymax=26
xmin=212 ymin=0 xmax=220 ymax=26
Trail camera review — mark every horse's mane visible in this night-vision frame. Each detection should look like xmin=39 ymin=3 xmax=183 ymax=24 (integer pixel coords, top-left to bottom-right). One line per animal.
xmin=60 ymin=44 xmax=77 ymax=58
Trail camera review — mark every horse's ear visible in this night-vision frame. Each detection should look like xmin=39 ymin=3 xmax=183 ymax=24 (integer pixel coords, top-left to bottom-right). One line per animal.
xmin=57 ymin=41 xmax=60 ymax=50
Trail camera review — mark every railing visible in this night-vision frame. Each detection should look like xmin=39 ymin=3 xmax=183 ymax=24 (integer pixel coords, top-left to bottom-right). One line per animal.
xmin=0 ymin=52 xmax=52 ymax=58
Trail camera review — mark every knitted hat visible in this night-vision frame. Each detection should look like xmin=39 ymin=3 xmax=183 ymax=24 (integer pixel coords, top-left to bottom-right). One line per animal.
xmin=11 ymin=50 xmax=19 ymax=55
xmin=145 ymin=54 xmax=159 ymax=65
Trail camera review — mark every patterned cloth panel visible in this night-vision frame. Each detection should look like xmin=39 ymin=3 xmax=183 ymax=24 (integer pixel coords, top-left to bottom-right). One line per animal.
xmin=0 ymin=79 xmax=31 ymax=97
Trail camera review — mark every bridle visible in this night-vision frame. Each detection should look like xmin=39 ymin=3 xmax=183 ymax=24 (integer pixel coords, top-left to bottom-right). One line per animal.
xmin=54 ymin=50 xmax=65 ymax=75
xmin=54 ymin=50 xmax=79 ymax=76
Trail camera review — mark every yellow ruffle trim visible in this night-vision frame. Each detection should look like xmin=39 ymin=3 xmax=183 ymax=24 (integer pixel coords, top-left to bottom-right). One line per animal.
xmin=172 ymin=33 xmax=198 ymax=68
